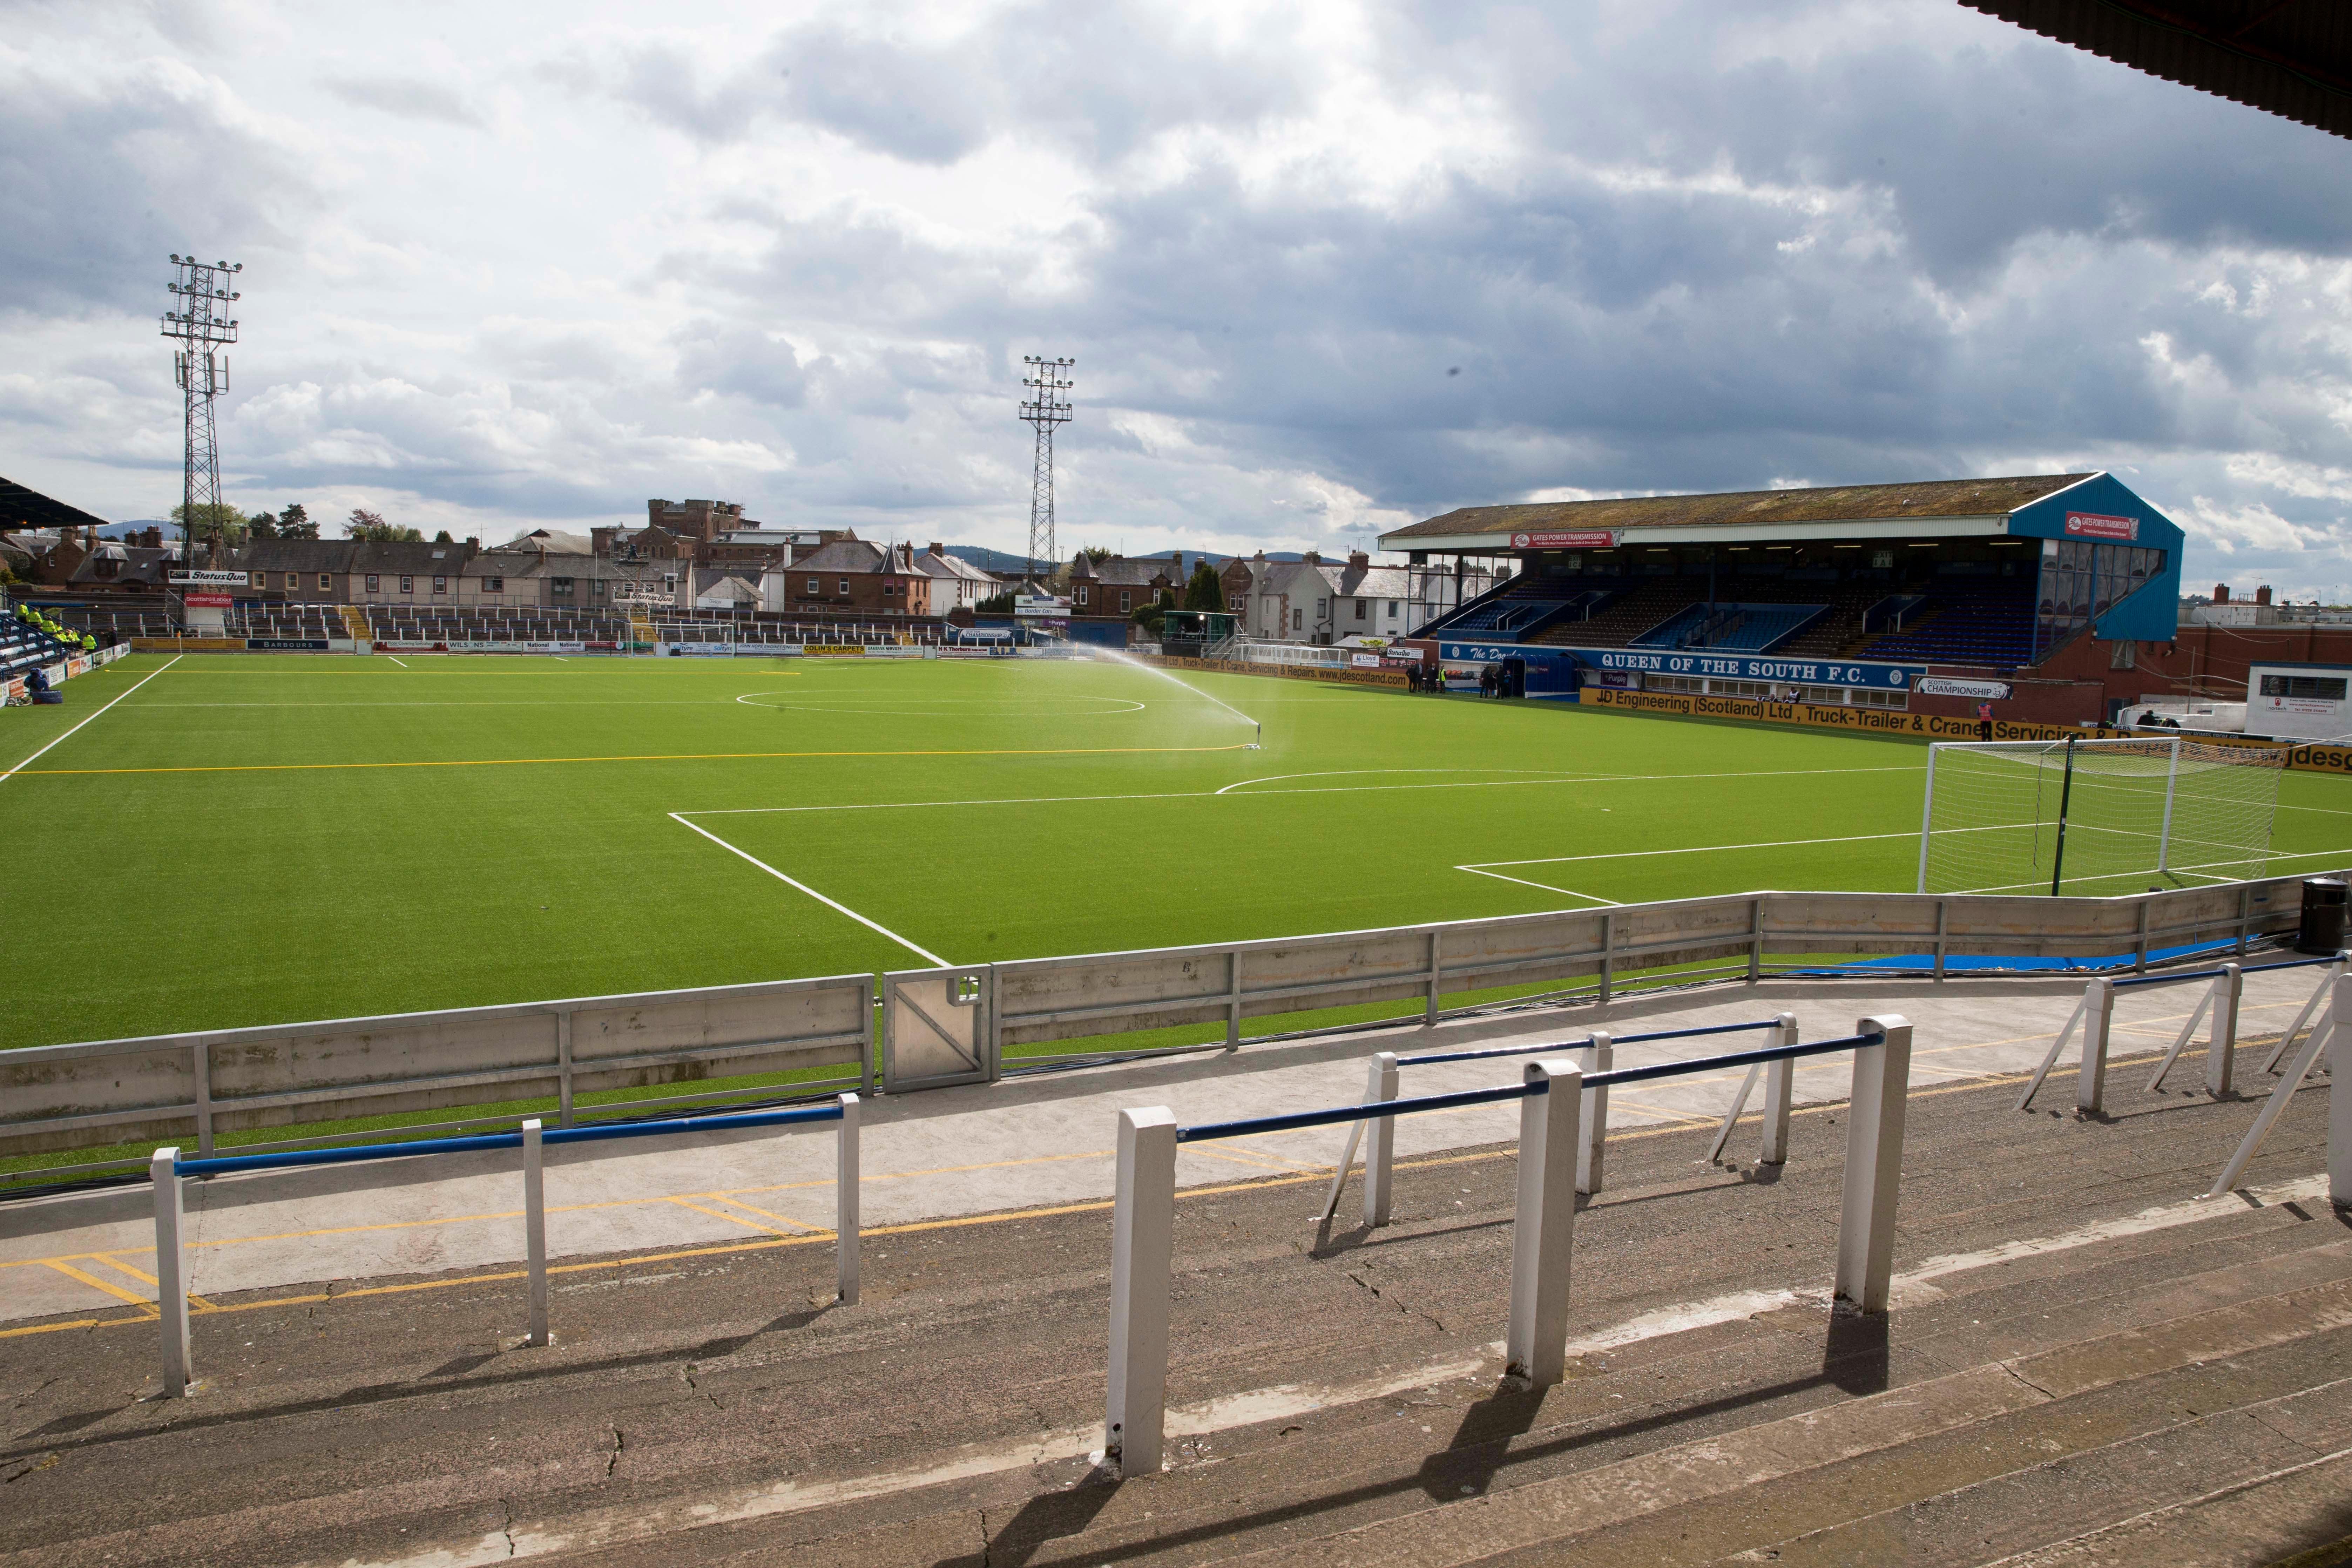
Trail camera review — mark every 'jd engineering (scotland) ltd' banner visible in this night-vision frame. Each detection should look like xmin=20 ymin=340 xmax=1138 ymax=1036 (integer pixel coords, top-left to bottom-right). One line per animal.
xmin=1584 ymin=688 xmax=2352 ymax=776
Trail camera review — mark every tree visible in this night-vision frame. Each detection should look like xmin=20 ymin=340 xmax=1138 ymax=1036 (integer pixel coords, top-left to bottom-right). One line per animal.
xmin=246 ymin=510 xmax=279 ymax=539
xmin=1131 ymin=587 xmax=1176 ymax=636
xmin=346 ymin=509 xmax=423 ymax=543
xmin=976 ymin=590 xmax=1018 ymax=614
xmin=1077 ymin=546 xmax=1113 ymax=564
xmin=1182 ymin=560 xmax=1225 ymax=612
xmin=433 ymin=529 xmax=454 ymax=544
xmin=171 ymin=501 xmax=247 ymax=549
xmin=278 ymin=503 xmax=318 ymax=541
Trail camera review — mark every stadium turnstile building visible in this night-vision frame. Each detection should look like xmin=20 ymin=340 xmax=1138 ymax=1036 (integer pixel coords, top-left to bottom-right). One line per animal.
xmin=1380 ymin=472 xmax=2188 ymax=724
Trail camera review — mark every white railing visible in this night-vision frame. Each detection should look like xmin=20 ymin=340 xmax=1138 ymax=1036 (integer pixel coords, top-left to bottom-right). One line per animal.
xmin=1102 ymin=1015 xmax=1914 ymax=1475
xmin=148 ymin=1096 xmax=860 ymax=1397
xmin=2015 ymin=950 xmax=2343 ymax=1115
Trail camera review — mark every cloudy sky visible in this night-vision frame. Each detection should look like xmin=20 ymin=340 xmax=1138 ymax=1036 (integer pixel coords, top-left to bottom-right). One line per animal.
xmin=4 ymin=0 xmax=2350 ymax=598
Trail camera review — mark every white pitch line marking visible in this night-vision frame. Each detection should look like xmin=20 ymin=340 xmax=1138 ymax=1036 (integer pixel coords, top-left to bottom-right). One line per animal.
xmin=1214 ymin=768 xmax=1584 ymax=796
xmin=1455 ymin=866 xmax=1621 ymax=906
xmin=683 ymin=763 xmax=1921 ymax=819
xmin=668 ymin=812 xmax=948 ymax=966
xmin=1471 ymin=828 xmax=1923 ymax=869
xmin=388 ymin=656 xmax=409 ymax=668
xmin=0 ymin=655 xmax=181 ymax=784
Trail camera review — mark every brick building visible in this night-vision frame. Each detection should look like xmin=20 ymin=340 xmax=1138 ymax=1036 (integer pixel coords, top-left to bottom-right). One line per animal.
xmin=784 ymin=539 xmax=937 ymax=616
xmin=1067 ymin=552 xmax=1189 ymax=617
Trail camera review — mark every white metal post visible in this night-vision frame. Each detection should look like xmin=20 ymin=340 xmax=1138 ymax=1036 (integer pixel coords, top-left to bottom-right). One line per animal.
xmin=2208 ymin=965 xmax=2242 ymax=1098
xmin=2259 ymin=954 xmax=2345 ymax=1076
xmin=1363 ymin=1053 xmax=1398 ymax=1228
xmin=837 ymin=1093 xmax=861 ymax=1303
xmin=2208 ymin=970 xmax=2343 ymax=1196
xmin=2076 ymin=978 xmax=2115 ymax=1115
xmin=522 ymin=1119 xmax=548 ymax=1347
xmin=1916 ymin=745 xmax=1939 ymax=894
xmin=2331 ymin=975 xmax=2352 ymax=1210
xmin=1506 ymin=1059 xmax=1582 ymax=1387
xmin=1762 ymin=1012 xmax=1798 ymax=1165
xmin=1577 ymin=1032 xmax=1611 ymax=1196
xmin=151 ymin=1148 xmax=191 ymax=1396
xmin=1106 ymin=1106 xmax=1178 ymax=1476
xmin=1834 ymin=1015 xmax=1913 ymax=1314
xmin=2157 ymin=735 xmax=2181 ymax=872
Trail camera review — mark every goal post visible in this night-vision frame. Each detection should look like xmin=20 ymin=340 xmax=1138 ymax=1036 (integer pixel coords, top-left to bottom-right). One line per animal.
xmin=1917 ymin=735 xmax=2284 ymax=896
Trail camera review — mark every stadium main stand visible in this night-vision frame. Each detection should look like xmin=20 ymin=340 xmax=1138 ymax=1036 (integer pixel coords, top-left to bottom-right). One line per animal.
xmin=1387 ymin=473 xmax=2185 ymax=714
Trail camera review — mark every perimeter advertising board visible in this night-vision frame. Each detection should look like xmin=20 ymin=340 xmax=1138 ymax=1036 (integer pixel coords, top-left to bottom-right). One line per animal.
xmin=1583 ymin=687 xmax=2352 ymax=775
xmin=1435 ymin=641 xmax=1927 ymax=697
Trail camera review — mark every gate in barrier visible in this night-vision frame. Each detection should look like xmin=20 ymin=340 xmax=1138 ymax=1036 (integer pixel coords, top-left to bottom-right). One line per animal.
xmin=881 ymin=967 xmax=994 ymax=1091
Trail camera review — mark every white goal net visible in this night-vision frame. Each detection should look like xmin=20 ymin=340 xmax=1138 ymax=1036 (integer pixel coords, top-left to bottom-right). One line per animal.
xmin=1917 ymin=736 xmax=2284 ymax=895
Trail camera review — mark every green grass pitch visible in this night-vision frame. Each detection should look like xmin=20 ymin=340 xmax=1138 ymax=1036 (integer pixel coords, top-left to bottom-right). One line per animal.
xmin=6 ymin=650 xmax=2348 ymax=1053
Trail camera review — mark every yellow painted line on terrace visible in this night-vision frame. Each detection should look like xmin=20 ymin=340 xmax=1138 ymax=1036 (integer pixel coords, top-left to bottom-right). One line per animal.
xmin=16 ymin=741 xmax=1256 ymax=777
xmin=0 ymin=1051 xmax=2201 ymax=1342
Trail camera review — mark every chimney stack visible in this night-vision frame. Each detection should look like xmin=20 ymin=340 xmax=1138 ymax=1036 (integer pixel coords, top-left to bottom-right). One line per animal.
xmin=1303 ymin=550 xmax=1322 ymax=565
xmin=928 ymin=541 xmax=944 ymax=557
xmin=2255 ymin=584 xmax=2273 ymax=606
xmin=2213 ymin=583 xmax=2230 ymax=603
xmin=1348 ymin=550 xmax=1370 ymax=568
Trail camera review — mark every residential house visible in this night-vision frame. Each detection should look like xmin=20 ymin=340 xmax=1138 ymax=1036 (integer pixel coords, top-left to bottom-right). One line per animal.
xmin=68 ymin=541 xmax=178 ymax=592
xmin=783 ymin=539 xmax=937 ymax=616
xmin=915 ymin=542 xmax=1001 ymax=616
xmin=1067 ymin=552 xmax=1190 ymax=619
xmin=1244 ymin=552 xmax=1495 ymax=644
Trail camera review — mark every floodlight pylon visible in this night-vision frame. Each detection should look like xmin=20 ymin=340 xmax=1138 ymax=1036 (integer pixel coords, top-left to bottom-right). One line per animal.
xmin=1020 ymin=355 xmax=1074 ymax=588
xmin=162 ymin=255 xmax=244 ymax=566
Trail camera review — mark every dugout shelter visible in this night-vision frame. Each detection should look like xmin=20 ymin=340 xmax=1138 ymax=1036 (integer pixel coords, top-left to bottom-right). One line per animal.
xmin=1382 ymin=472 xmax=2187 ymax=726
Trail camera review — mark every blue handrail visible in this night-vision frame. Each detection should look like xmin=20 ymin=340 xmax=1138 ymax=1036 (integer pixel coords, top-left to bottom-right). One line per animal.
xmin=1178 ymin=1082 xmax=1542 ymax=1144
xmin=2244 ymin=953 xmax=2344 ymax=975
xmin=1400 ymin=1017 xmax=1780 ymax=1068
xmin=173 ymin=1101 xmax=844 ymax=1177
xmin=1589 ymin=1031 xmax=1881 ymax=1088
xmin=1175 ymin=1031 xmax=1885 ymax=1145
xmin=2111 ymin=966 xmax=2230 ymax=990
xmin=2112 ymin=951 xmax=2338 ymax=990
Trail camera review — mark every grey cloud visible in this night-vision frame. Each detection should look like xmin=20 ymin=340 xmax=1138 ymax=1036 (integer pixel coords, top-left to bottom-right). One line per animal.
xmin=593 ymin=2 xmax=1317 ymax=165
xmin=0 ymin=65 xmax=313 ymax=318
xmin=325 ymin=76 xmax=487 ymax=128
xmin=673 ymin=321 xmax=809 ymax=408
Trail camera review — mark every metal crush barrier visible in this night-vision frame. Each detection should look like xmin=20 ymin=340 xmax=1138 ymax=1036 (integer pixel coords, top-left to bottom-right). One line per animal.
xmin=1099 ymin=1018 xmax=1911 ymax=1477
xmin=150 ymin=1097 xmax=860 ymax=1397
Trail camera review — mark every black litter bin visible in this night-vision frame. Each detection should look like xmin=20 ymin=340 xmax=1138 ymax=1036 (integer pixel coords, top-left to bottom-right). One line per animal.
xmin=2297 ymin=878 xmax=2348 ymax=955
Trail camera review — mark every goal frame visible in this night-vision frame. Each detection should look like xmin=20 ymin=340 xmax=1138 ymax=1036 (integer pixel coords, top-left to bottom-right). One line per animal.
xmin=1917 ymin=734 xmax=2197 ymax=895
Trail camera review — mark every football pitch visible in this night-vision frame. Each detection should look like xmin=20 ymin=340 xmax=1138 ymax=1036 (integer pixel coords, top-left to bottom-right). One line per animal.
xmin=7 ymin=651 xmax=2351 ymax=1054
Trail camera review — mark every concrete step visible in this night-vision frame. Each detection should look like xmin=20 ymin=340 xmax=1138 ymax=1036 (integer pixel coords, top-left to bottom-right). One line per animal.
xmin=1696 ymin=1371 xmax=2352 ymax=1567
xmin=1197 ymin=1271 xmax=2352 ymax=1568
xmin=2 ymin=1068 xmax=2337 ymax=1568
xmin=1975 ymin=1451 xmax=2352 ymax=1568
xmin=576 ymin=1200 xmax=2352 ymax=1568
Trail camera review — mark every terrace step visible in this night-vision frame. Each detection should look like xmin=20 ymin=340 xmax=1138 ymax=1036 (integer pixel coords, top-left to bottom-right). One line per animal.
xmin=4 ymin=1070 xmax=2339 ymax=1568
xmin=540 ymin=1183 xmax=2352 ymax=1568
xmin=1055 ymin=1241 xmax=2352 ymax=1568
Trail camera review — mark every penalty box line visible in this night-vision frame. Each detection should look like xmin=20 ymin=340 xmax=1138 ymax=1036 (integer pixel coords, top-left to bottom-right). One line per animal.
xmin=668 ymin=813 xmax=949 ymax=968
